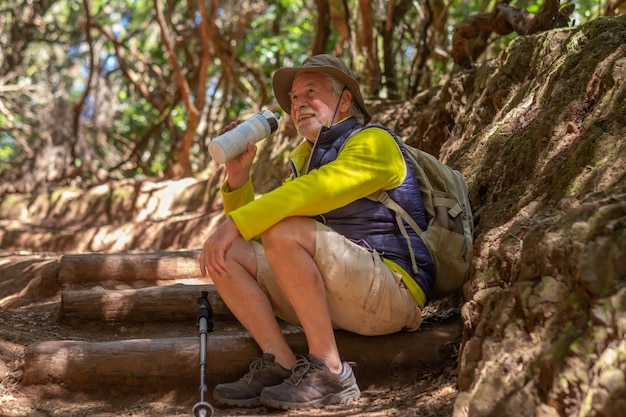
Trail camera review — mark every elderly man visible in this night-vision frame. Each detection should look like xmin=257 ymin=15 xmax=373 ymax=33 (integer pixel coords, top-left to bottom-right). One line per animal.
xmin=199 ymin=54 xmax=434 ymax=410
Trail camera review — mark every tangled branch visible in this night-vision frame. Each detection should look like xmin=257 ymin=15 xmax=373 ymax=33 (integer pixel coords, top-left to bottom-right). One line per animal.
xmin=452 ymin=0 xmax=574 ymax=68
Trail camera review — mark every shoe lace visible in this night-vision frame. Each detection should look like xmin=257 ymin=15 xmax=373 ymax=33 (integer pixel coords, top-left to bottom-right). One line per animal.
xmin=243 ymin=356 xmax=271 ymax=383
xmin=286 ymin=356 xmax=314 ymax=386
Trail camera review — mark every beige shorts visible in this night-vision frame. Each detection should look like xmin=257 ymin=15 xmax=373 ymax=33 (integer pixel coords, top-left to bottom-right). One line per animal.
xmin=253 ymin=222 xmax=422 ymax=336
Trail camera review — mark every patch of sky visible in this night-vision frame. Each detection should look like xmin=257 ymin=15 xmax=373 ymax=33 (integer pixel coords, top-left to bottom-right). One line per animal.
xmin=207 ymin=77 xmax=219 ymax=100
xmin=80 ymin=95 xmax=95 ymax=121
xmin=193 ymin=10 xmax=202 ymax=27
xmin=103 ymin=55 xmax=119 ymax=73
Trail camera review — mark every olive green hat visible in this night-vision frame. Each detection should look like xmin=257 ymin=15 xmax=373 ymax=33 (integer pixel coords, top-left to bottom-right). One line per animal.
xmin=272 ymin=54 xmax=371 ymax=124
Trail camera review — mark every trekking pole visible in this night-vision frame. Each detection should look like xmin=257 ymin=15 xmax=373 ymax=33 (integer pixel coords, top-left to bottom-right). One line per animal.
xmin=192 ymin=290 xmax=215 ymax=417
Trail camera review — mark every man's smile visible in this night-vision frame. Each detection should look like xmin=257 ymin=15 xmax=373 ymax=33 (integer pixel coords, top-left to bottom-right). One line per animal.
xmin=297 ymin=112 xmax=316 ymax=123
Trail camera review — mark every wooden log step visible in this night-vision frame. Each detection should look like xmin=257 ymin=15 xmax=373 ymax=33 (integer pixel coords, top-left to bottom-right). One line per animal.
xmin=60 ymin=284 xmax=232 ymax=322
xmin=58 ymin=250 xmax=203 ymax=284
xmin=22 ymin=322 xmax=462 ymax=394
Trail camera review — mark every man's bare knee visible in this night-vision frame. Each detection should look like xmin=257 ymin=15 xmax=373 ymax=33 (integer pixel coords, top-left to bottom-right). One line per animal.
xmin=263 ymin=217 xmax=314 ymax=246
xmin=213 ymin=237 xmax=257 ymax=284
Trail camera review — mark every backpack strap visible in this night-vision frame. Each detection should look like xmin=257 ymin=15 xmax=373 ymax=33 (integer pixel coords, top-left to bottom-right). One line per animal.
xmin=367 ymin=190 xmax=423 ymax=275
xmin=343 ymin=125 xmax=426 ymax=275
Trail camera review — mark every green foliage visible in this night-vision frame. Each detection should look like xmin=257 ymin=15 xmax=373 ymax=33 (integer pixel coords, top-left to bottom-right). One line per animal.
xmin=0 ymin=135 xmax=16 ymax=167
xmin=236 ymin=0 xmax=314 ymax=95
xmin=0 ymin=0 xmax=606 ymax=185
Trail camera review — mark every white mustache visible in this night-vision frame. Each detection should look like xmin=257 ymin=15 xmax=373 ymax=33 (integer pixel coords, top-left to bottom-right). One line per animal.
xmin=296 ymin=108 xmax=316 ymax=122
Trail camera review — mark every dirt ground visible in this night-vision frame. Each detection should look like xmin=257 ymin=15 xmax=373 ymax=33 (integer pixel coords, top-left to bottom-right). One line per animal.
xmin=0 ymin=252 xmax=460 ymax=417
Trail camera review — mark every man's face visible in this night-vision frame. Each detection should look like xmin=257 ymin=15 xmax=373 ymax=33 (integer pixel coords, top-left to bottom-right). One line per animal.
xmin=289 ymin=72 xmax=343 ymax=142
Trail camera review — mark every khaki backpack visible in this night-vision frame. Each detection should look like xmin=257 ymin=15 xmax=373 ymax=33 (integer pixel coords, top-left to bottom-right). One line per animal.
xmin=357 ymin=127 xmax=475 ymax=300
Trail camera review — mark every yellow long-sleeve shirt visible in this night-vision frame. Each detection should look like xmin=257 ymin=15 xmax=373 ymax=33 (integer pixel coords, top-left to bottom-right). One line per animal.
xmin=221 ymin=126 xmax=426 ymax=307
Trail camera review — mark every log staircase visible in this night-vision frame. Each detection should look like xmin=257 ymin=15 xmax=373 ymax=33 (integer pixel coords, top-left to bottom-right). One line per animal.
xmin=21 ymin=250 xmax=462 ymax=401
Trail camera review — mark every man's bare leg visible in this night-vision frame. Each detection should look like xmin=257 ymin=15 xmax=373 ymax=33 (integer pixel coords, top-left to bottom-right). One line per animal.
xmin=212 ymin=237 xmax=297 ymax=369
xmin=261 ymin=217 xmax=342 ymax=374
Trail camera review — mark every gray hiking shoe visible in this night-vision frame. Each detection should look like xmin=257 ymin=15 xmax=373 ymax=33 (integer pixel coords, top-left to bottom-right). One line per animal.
xmin=259 ymin=355 xmax=361 ymax=409
xmin=213 ymin=353 xmax=291 ymax=407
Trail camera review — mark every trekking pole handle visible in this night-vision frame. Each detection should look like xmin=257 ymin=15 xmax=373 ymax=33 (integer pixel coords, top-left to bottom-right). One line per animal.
xmin=197 ymin=291 xmax=215 ymax=333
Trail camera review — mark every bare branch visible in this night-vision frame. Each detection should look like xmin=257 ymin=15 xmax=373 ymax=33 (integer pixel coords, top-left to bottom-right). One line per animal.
xmin=153 ymin=0 xmax=199 ymax=120
xmin=72 ymin=0 xmax=96 ymax=164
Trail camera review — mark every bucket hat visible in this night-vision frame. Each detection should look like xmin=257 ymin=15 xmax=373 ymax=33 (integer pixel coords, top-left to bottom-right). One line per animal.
xmin=272 ymin=54 xmax=371 ymax=124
